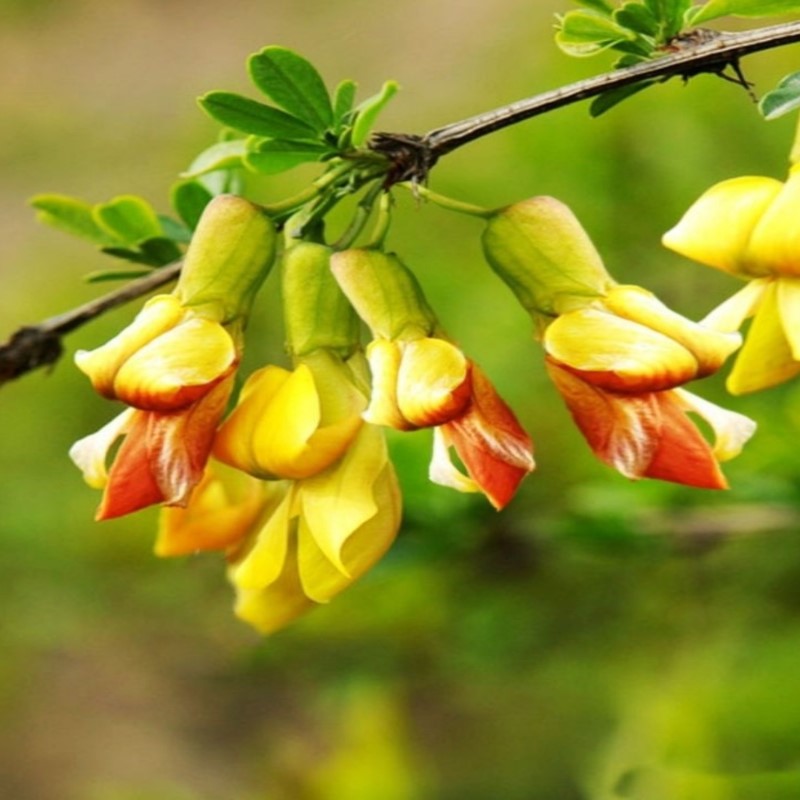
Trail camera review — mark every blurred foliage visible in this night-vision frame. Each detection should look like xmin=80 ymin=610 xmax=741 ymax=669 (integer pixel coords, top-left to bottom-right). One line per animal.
xmin=3 ymin=1 xmax=800 ymax=798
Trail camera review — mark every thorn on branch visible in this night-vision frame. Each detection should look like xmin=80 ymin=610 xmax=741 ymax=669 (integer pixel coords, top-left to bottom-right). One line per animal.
xmin=664 ymin=28 xmax=757 ymax=101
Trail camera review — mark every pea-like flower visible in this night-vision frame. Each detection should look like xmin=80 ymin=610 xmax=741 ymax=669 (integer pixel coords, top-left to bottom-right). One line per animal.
xmin=543 ymin=286 xmax=755 ymax=489
xmin=70 ymin=195 xmax=276 ymax=519
xmin=227 ymin=424 xmax=401 ymax=635
xmin=483 ymin=196 xmax=756 ymax=489
xmin=663 ymin=163 xmax=800 ymax=394
xmin=331 ymin=248 xmax=535 ymax=510
xmin=208 ymin=349 xmax=401 ymax=633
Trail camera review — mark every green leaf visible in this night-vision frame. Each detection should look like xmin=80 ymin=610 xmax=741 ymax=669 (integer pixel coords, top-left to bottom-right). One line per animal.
xmin=243 ymin=139 xmax=331 ymax=175
xmin=590 ymin=80 xmax=656 ymax=116
xmin=555 ymin=10 xmax=637 ymax=56
xmin=333 ymin=79 xmax=358 ymax=124
xmin=688 ymin=0 xmax=800 ymax=25
xmin=171 ymin=180 xmax=214 ymax=230
xmin=645 ymin=0 xmax=693 ymax=36
xmin=759 ymin=71 xmax=800 ymax=119
xmin=99 ymin=236 xmax=181 ymax=267
xmin=182 ymin=139 xmax=248 ymax=178
xmin=86 ymin=267 xmax=154 ymax=283
xmin=139 ymin=237 xmax=183 ymax=266
xmin=351 ymin=81 xmax=400 ymax=147
xmin=158 ymin=213 xmax=192 ymax=244
xmin=92 ymin=196 xmax=163 ymax=246
xmin=29 ymin=194 xmax=117 ymax=245
xmin=247 ymin=46 xmax=333 ymax=131
xmin=198 ymin=91 xmax=319 ymax=139
xmin=573 ymin=0 xmax=615 ymax=12
xmin=614 ymin=3 xmax=660 ymax=36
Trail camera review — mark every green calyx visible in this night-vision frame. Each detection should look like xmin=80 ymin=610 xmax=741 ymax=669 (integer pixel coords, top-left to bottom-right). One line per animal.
xmin=481 ymin=196 xmax=614 ymax=324
xmin=176 ymin=194 xmax=277 ymax=323
xmin=282 ymin=242 xmax=361 ymax=357
xmin=330 ymin=248 xmax=438 ymax=341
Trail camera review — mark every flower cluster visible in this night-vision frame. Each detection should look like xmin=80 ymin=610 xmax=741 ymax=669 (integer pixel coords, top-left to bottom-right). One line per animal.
xmin=71 ymin=172 xmax=775 ymax=633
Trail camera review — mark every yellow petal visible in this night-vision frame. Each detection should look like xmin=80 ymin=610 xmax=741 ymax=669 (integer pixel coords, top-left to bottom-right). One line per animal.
xmin=231 ymin=536 xmax=316 ymax=635
xmin=662 ymin=176 xmax=783 ymax=276
xmin=604 ymin=285 xmax=740 ymax=376
xmin=776 ymin=277 xmax=800 ymax=359
xmin=746 ymin=165 xmax=800 ymax=277
xmin=249 ymin=364 xmax=323 ymax=477
xmin=396 ymin=338 xmax=471 ymax=426
xmin=297 ymin=460 xmax=401 ymax=603
xmin=544 ymin=308 xmax=699 ymax=391
xmin=727 ymin=281 xmax=800 ymax=394
xmin=114 ymin=317 xmax=236 ymax=410
xmin=68 ymin=409 xmax=135 ymax=488
xmin=230 ymin=487 xmax=295 ymax=590
xmin=214 ymin=365 xmax=295 ymax=475
xmin=363 ymin=338 xmax=408 ymax=429
xmin=701 ymin=279 xmax=768 ymax=332
xmin=299 ymin=424 xmax=388 ymax=577
xmin=154 ymin=460 xmax=277 ymax=557
xmin=673 ymin=389 xmax=756 ymax=462
xmin=75 ymin=294 xmax=184 ymax=397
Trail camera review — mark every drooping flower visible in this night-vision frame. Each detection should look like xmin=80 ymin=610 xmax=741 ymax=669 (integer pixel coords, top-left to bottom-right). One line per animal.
xmin=181 ymin=242 xmax=403 ymax=634
xmin=663 ymin=163 xmax=800 ymax=394
xmin=482 ymin=196 xmax=756 ymax=488
xmin=226 ymin=424 xmax=401 ymax=634
xmin=542 ymin=287 xmax=756 ymax=489
xmin=70 ymin=195 xmax=276 ymax=519
xmin=331 ymin=247 xmax=534 ymax=509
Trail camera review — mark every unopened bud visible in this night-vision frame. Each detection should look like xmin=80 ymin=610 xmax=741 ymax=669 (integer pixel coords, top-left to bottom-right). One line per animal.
xmin=482 ymin=197 xmax=613 ymax=321
xmin=176 ymin=194 xmax=276 ymax=322
xmin=282 ymin=242 xmax=360 ymax=357
xmin=330 ymin=248 xmax=437 ymax=340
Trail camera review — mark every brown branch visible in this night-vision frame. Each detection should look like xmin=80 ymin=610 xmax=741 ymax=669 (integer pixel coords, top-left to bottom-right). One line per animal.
xmin=372 ymin=19 xmax=800 ymax=182
xmin=0 ymin=262 xmax=180 ymax=386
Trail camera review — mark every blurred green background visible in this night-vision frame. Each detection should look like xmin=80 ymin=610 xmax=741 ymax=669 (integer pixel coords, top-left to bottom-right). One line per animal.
xmin=3 ymin=1 xmax=800 ymax=798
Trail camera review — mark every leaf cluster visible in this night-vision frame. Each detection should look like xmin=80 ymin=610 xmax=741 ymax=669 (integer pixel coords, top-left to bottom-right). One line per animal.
xmin=556 ymin=0 xmax=800 ymax=65
xmin=556 ymin=0 xmax=800 ymax=116
xmin=193 ymin=46 xmax=397 ymax=178
xmin=29 ymin=193 xmax=194 ymax=281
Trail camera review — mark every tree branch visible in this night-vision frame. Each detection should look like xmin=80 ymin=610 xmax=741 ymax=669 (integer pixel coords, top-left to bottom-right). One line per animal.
xmin=372 ymin=20 xmax=800 ymax=181
xmin=0 ymin=262 xmax=180 ymax=386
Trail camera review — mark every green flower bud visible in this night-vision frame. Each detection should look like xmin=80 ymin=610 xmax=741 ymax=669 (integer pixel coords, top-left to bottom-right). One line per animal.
xmin=482 ymin=197 xmax=613 ymax=321
xmin=330 ymin=248 xmax=437 ymax=341
xmin=176 ymin=194 xmax=276 ymax=323
xmin=281 ymin=242 xmax=360 ymax=357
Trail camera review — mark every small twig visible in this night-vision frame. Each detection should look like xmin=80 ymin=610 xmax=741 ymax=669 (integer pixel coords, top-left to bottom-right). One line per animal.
xmin=372 ymin=20 xmax=800 ymax=183
xmin=0 ymin=261 xmax=180 ymax=386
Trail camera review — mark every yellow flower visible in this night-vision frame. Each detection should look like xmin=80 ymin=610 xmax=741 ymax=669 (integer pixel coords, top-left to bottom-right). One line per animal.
xmin=213 ymin=349 xmax=367 ymax=481
xmin=663 ymin=163 xmax=800 ymax=393
xmin=228 ymin=425 xmax=400 ymax=635
xmin=544 ymin=285 xmax=754 ymax=488
xmin=331 ymin=247 xmax=535 ymax=509
xmin=205 ymin=348 xmax=401 ymax=633
xmin=365 ymin=336 xmax=534 ymax=509
xmin=70 ymin=195 xmax=276 ymax=519
xmin=70 ymin=294 xmax=239 ymax=519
